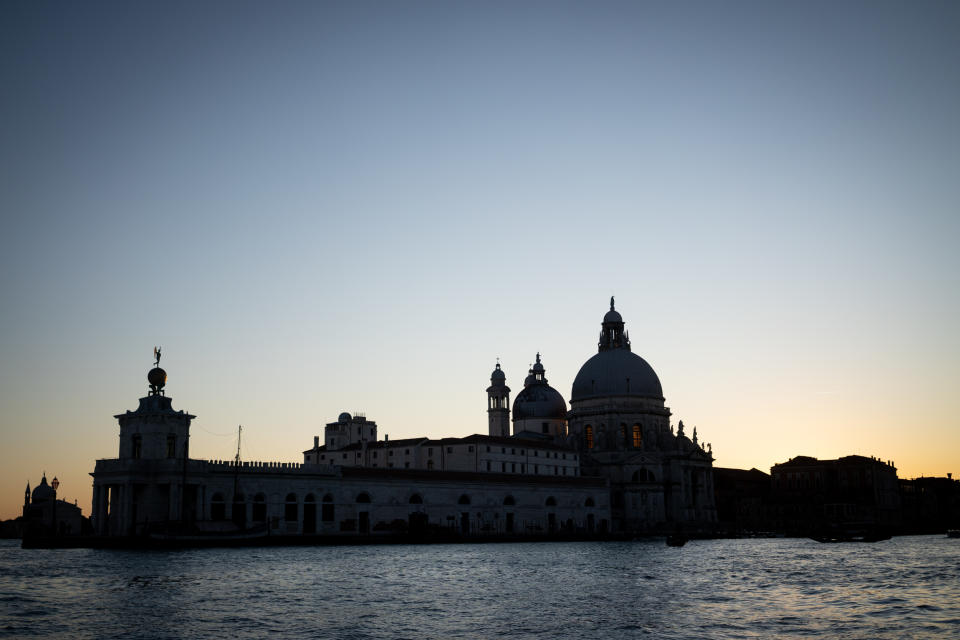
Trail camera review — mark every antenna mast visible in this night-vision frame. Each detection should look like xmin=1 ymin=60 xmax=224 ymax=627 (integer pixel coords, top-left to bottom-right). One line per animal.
xmin=233 ymin=425 xmax=242 ymax=514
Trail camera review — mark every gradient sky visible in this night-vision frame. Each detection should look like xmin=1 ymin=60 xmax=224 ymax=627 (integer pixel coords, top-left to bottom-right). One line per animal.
xmin=2 ymin=1 xmax=958 ymax=520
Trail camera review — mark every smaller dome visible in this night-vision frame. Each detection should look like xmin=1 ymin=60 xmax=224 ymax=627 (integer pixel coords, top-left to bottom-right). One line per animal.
xmin=32 ymin=475 xmax=56 ymax=502
xmin=338 ymin=412 xmax=352 ymax=423
xmin=513 ymin=384 xmax=567 ymax=421
xmin=491 ymin=363 xmax=506 ymax=383
xmin=148 ymin=367 xmax=167 ymax=388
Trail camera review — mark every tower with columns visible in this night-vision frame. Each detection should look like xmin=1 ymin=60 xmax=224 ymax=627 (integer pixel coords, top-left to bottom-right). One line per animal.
xmin=486 ymin=362 xmax=511 ymax=438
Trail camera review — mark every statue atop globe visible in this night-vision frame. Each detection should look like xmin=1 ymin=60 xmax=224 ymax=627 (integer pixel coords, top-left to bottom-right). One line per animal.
xmin=148 ymin=346 xmax=166 ymax=395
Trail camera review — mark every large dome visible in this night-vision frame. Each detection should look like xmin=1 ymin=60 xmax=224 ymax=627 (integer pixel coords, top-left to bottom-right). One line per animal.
xmin=571 ymin=300 xmax=663 ymax=402
xmin=571 ymin=349 xmax=663 ymax=401
xmin=513 ymin=383 xmax=567 ymax=420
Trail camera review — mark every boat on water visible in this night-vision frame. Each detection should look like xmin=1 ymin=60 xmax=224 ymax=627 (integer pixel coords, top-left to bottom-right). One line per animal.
xmin=947 ymin=530 xmax=960 ymax=539
xmin=811 ymin=527 xmax=891 ymax=543
xmin=666 ymin=534 xmax=688 ymax=547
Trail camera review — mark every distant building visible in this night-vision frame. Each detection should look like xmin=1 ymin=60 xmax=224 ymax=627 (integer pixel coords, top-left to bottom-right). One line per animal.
xmin=22 ymin=474 xmax=84 ymax=537
xmin=712 ymin=467 xmax=771 ymax=534
xmin=899 ymin=474 xmax=960 ymax=534
xmin=769 ymin=455 xmax=900 ymax=534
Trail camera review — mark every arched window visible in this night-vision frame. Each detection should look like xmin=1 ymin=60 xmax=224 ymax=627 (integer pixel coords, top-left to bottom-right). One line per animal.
xmin=585 ymin=425 xmax=594 ymax=449
xmin=545 ymin=496 xmax=557 ymax=507
xmin=252 ymin=493 xmax=266 ymax=522
xmin=285 ymin=493 xmax=298 ymax=522
xmin=131 ymin=435 xmax=142 ymax=459
xmin=356 ymin=492 xmax=371 ymax=503
xmin=632 ymin=424 xmax=642 ymax=448
xmin=302 ymin=494 xmax=317 ymax=533
xmin=457 ymin=494 xmax=471 ymax=505
xmin=503 ymin=495 xmax=515 ymax=506
xmin=585 ymin=497 xmax=595 ymax=507
xmin=409 ymin=494 xmax=423 ymax=504
xmin=321 ymin=493 xmax=334 ymax=522
xmin=211 ymin=493 xmax=226 ymax=521
xmin=632 ymin=469 xmax=656 ymax=482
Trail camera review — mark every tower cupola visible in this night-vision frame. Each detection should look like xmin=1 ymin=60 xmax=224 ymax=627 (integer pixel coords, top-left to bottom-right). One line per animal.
xmin=116 ymin=350 xmax=195 ymax=462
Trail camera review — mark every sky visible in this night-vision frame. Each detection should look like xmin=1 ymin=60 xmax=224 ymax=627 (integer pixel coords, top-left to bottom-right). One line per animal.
xmin=1 ymin=1 xmax=958 ymax=520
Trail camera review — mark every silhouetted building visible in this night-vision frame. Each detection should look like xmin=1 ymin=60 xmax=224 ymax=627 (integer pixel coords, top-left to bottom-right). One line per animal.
xmin=22 ymin=474 xmax=84 ymax=537
xmin=712 ymin=467 xmax=771 ymax=534
xmin=89 ymin=299 xmax=715 ymax=540
xmin=770 ymin=455 xmax=900 ymax=535
xmin=899 ymin=474 xmax=960 ymax=534
xmin=91 ymin=366 xmax=608 ymax=539
xmin=305 ymin=299 xmax=717 ymax=534
xmin=567 ymin=299 xmax=717 ymax=532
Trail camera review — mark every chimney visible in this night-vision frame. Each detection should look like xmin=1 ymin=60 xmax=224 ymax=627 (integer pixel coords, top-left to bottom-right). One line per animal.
xmin=385 ymin=434 xmax=389 ymax=442
xmin=313 ymin=436 xmax=319 ymax=448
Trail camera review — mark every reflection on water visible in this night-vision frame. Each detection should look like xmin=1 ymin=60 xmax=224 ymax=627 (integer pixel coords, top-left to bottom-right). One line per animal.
xmin=1 ymin=536 xmax=958 ymax=639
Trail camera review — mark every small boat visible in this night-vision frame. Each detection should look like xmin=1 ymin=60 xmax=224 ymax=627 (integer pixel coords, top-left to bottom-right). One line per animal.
xmin=811 ymin=526 xmax=891 ymax=543
xmin=666 ymin=533 xmax=688 ymax=547
xmin=947 ymin=530 xmax=959 ymax=539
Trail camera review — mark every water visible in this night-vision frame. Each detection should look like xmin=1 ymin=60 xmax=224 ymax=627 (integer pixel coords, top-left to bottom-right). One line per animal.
xmin=1 ymin=536 xmax=958 ymax=639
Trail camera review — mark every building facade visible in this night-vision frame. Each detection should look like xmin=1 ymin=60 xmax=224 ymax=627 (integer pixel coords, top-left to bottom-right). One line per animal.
xmin=566 ymin=299 xmax=717 ymax=532
xmin=91 ymin=366 xmax=608 ymax=539
xmin=769 ymin=454 xmax=901 ymax=534
xmin=90 ymin=299 xmax=715 ymax=539
xmin=22 ymin=474 xmax=84 ymax=537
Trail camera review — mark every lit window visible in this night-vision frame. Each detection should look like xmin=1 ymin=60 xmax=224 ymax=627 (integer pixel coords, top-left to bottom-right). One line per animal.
xmin=585 ymin=426 xmax=594 ymax=449
xmin=632 ymin=425 xmax=642 ymax=448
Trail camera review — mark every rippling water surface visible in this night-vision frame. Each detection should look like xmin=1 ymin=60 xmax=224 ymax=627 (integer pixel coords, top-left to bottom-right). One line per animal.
xmin=1 ymin=536 xmax=958 ymax=639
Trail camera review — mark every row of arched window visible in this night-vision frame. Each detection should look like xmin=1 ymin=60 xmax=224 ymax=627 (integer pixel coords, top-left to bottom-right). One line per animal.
xmin=583 ymin=424 xmax=645 ymax=449
xmin=209 ymin=491 xmax=596 ymax=520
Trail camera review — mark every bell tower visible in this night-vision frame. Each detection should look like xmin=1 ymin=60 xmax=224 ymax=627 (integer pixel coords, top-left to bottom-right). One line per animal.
xmin=487 ymin=361 xmax=511 ymax=438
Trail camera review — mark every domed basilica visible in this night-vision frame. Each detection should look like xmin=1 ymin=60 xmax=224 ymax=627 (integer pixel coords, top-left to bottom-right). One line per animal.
xmin=490 ymin=298 xmax=716 ymax=532
xmin=86 ymin=299 xmax=713 ymax=543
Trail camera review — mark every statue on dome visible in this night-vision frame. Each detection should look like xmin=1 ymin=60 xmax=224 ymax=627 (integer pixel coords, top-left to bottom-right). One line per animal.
xmin=154 ymin=346 xmax=162 ymax=367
